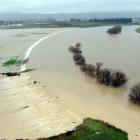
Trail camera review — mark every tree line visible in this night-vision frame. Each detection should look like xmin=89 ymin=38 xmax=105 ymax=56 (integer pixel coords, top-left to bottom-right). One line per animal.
xmin=69 ymin=43 xmax=140 ymax=106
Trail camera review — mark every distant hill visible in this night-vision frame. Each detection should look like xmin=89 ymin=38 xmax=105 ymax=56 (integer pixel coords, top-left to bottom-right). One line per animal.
xmin=0 ymin=12 xmax=140 ymax=21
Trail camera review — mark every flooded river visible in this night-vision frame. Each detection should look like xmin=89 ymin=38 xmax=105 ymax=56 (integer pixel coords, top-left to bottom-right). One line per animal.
xmin=28 ymin=26 xmax=140 ymax=140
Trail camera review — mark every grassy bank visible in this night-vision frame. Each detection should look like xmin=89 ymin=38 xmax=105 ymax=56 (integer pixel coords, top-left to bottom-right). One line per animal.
xmin=136 ymin=27 xmax=140 ymax=33
xmin=2 ymin=57 xmax=28 ymax=67
xmin=38 ymin=118 xmax=128 ymax=140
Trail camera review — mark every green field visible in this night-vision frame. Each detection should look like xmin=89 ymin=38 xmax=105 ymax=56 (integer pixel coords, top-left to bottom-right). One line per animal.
xmin=0 ymin=22 xmax=133 ymax=29
xmin=38 ymin=118 xmax=128 ymax=140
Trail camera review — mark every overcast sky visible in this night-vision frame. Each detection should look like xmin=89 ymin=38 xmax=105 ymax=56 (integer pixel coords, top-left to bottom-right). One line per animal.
xmin=0 ymin=0 xmax=140 ymax=13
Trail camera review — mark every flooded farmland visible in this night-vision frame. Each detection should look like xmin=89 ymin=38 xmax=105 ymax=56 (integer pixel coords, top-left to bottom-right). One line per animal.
xmin=0 ymin=26 xmax=140 ymax=140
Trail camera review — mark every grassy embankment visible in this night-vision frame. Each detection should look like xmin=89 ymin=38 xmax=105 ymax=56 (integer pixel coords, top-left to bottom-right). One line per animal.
xmin=1 ymin=57 xmax=34 ymax=76
xmin=38 ymin=118 xmax=128 ymax=140
xmin=136 ymin=28 xmax=140 ymax=33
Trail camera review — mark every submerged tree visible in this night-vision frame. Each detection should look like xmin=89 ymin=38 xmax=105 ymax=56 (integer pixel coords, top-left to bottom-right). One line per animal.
xmin=129 ymin=83 xmax=140 ymax=105
xmin=95 ymin=63 xmax=103 ymax=77
xmin=110 ymin=71 xmax=128 ymax=87
xmin=80 ymin=64 xmax=88 ymax=72
xmin=73 ymin=53 xmax=86 ymax=65
xmin=80 ymin=64 xmax=96 ymax=78
xmin=98 ymin=68 xmax=112 ymax=86
xmin=107 ymin=26 xmax=122 ymax=34
xmin=69 ymin=43 xmax=82 ymax=54
xmin=75 ymin=43 xmax=81 ymax=48
xmin=68 ymin=43 xmax=128 ymax=88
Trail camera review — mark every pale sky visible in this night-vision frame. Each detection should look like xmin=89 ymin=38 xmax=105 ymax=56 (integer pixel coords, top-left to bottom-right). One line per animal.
xmin=0 ymin=0 xmax=140 ymax=13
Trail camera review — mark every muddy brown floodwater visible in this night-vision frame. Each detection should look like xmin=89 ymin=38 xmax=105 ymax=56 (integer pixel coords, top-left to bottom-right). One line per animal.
xmin=0 ymin=26 xmax=140 ymax=140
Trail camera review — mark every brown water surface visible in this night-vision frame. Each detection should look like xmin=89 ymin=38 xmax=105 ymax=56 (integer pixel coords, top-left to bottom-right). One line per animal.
xmin=28 ymin=26 xmax=140 ymax=140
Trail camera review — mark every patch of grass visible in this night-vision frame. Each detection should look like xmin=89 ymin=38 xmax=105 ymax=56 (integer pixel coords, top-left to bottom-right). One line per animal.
xmin=136 ymin=28 xmax=140 ymax=33
xmin=2 ymin=57 xmax=28 ymax=67
xmin=38 ymin=118 xmax=128 ymax=140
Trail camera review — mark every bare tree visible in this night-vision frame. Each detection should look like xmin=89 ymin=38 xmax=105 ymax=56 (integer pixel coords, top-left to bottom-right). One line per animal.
xmin=95 ymin=63 xmax=103 ymax=77
xmin=129 ymin=83 xmax=140 ymax=105
xmin=98 ymin=68 xmax=112 ymax=86
xmin=110 ymin=71 xmax=128 ymax=87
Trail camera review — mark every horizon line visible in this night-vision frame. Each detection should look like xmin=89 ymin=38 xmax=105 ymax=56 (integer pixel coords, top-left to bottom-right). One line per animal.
xmin=0 ymin=11 xmax=140 ymax=15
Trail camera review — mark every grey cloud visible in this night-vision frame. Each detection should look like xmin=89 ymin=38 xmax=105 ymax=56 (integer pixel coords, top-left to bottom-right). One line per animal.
xmin=0 ymin=0 xmax=139 ymax=13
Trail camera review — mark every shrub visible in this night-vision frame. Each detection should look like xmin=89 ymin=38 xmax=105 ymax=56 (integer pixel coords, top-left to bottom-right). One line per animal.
xmin=98 ymin=68 xmax=112 ymax=86
xmin=73 ymin=53 xmax=86 ymax=65
xmin=129 ymin=83 xmax=140 ymax=105
xmin=110 ymin=71 xmax=128 ymax=87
